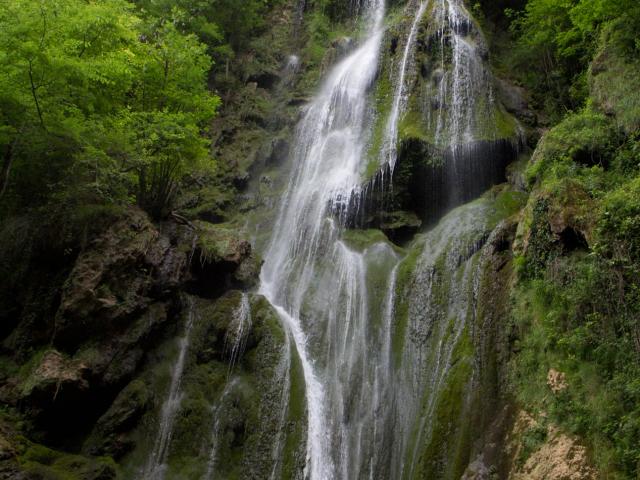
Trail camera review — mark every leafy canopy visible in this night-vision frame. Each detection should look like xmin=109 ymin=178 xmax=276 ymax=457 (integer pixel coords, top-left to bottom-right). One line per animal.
xmin=0 ymin=0 xmax=219 ymax=218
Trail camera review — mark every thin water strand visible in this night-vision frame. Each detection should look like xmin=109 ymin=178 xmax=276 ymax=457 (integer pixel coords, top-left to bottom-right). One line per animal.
xmin=224 ymin=292 xmax=252 ymax=375
xmin=203 ymin=378 xmax=239 ymax=480
xmin=383 ymin=1 xmax=429 ymax=175
xmin=140 ymin=297 xmax=196 ymax=480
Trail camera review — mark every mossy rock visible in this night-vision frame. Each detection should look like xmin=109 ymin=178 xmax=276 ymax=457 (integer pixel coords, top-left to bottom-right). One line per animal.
xmin=0 ymin=414 xmax=119 ymax=480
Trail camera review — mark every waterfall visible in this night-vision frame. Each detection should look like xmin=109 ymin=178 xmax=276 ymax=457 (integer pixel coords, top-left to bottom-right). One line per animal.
xmin=397 ymin=201 xmax=491 ymax=479
xmin=259 ymin=1 xmax=387 ymax=478
xmin=433 ymin=0 xmax=492 ymax=149
xmin=140 ymin=297 xmax=196 ymax=480
xmin=383 ymin=1 xmax=428 ymax=175
xmin=255 ymin=0 xmax=515 ymax=477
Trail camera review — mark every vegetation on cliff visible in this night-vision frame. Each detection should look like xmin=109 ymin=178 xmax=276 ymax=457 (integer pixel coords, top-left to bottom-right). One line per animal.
xmin=488 ymin=1 xmax=640 ymax=477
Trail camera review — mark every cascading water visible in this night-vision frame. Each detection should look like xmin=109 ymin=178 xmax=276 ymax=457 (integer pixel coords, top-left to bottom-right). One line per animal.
xmin=260 ymin=1 xmax=389 ymax=478
xmin=141 ymin=297 xmax=196 ymax=480
xmin=255 ymin=0 xmax=517 ymax=477
xmin=396 ymin=201 xmax=493 ymax=479
xmin=429 ymin=0 xmax=515 ymax=209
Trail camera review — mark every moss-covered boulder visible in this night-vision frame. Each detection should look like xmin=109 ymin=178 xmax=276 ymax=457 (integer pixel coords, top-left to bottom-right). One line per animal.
xmin=83 ymin=379 xmax=151 ymax=459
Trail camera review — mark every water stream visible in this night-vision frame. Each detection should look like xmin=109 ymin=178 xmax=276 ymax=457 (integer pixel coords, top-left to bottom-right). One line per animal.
xmin=141 ymin=297 xmax=196 ymax=480
xmin=224 ymin=292 xmax=252 ymax=375
xmin=203 ymin=378 xmax=240 ymax=480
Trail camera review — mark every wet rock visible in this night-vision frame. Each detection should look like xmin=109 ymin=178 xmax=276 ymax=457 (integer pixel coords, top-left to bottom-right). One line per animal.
xmin=267 ymin=137 xmax=290 ymax=165
xmin=233 ymin=170 xmax=251 ymax=190
xmin=194 ymin=221 xmax=251 ymax=265
xmin=333 ymin=36 xmax=355 ymax=57
xmin=461 ymin=455 xmax=491 ymax=479
xmin=379 ymin=210 xmax=422 ymax=243
xmin=506 ymin=157 xmax=528 ymax=193
xmin=247 ymin=71 xmax=281 ymax=90
xmin=14 ymin=444 xmax=117 ymax=480
xmin=255 ymin=135 xmax=291 ymax=169
xmin=321 ymin=37 xmax=355 ymax=73
xmin=79 ymin=302 xmax=169 ymax=388
xmin=0 ymin=429 xmax=18 ymax=462
xmin=495 ymin=78 xmax=536 ymax=126
xmin=287 ymin=96 xmax=309 ymax=106
xmin=233 ymin=254 xmax=263 ymax=289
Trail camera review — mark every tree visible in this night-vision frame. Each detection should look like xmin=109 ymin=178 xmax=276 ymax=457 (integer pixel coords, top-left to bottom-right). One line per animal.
xmin=0 ymin=0 xmax=219 ymax=218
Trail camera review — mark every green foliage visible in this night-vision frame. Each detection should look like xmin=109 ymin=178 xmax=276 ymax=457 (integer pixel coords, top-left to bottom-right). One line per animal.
xmin=526 ymin=109 xmax=620 ymax=189
xmin=0 ymin=0 xmax=219 ymax=219
xmin=513 ymin=60 xmax=640 ymax=478
xmin=134 ymin=0 xmax=283 ymax=67
xmin=590 ymin=17 xmax=640 ymax=134
xmin=517 ymin=423 xmax=548 ymax=467
xmin=506 ymin=0 xmax=640 ymax=119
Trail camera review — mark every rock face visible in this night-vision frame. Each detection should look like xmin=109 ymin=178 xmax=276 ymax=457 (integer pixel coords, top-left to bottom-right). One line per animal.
xmin=190 ymin=220 xmax=261 ymax=296
xmin=514 ymin=427 xmax=597 ymax=480
xmin=0 ymin=204 xmax=264 ymax=476
xmin=54 ymin=209 xmax=186 ymax=351
xmin=19 ymin=351 xmax=90 ymax=420
xmin=84 ymin=379 xmax=150 ymax=459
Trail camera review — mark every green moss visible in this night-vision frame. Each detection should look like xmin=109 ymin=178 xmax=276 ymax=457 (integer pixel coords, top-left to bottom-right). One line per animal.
xmin=417 ymin=329 xmax=475 ymax=480
xmin=487 ymin=186 xmax=528 ymax=228
xmin=391 ymin=242 xmax=422 ymax=366
xmin=494 ymin=105 xmax=520 ymax=139
xmin=399 ymin=109 xmax=431 ymax=143
xmin=18 ymin=443 xmax=119 ymax=480
xmin=279 ymin=340 xmax=308 ymax=479
xmin=341 ymin=228 xmax=399 ymax=253
xmin=365 ymin=71 xmax=394 ymax=179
